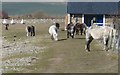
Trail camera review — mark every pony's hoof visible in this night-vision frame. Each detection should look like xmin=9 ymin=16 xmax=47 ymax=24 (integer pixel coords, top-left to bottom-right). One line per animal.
xmin=106 ymin=49 xmax=109 ymax=51
xmin=103 ymin=48 xmax=109 ymax=51
xmin=86 ymin=50 xmax=90 ymax=52
xmin=106 ymin=50 xmax=109 ymax=51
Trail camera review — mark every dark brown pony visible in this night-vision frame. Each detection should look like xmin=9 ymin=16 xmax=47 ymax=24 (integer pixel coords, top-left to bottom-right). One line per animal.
xmin=26 ymin=25 xmax=35 ymax=36
xmin=66 ymin=23 xmax=75 ymax=38
xmin=5 ymin=24 xmax=9 ymax=30
xmin=75 ymin=23 xmax=86 ymax=35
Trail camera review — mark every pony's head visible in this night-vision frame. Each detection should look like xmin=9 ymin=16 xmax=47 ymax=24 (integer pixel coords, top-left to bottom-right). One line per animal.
xmin=55 ymin=23 xmax=60 ymax=29
xmin=82 ymin=23 xmax=89 ymax=29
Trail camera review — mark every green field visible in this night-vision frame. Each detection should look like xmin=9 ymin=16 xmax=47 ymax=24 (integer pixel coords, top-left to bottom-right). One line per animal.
xmin=2 ymin=21 xmax=118 ymax=73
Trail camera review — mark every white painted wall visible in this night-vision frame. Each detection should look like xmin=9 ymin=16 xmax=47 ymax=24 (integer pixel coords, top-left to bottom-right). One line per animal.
xmin=82 ymin=14 xmax=84 ymax=23
xmin=103 ymin=15 xmax=105 ymax=26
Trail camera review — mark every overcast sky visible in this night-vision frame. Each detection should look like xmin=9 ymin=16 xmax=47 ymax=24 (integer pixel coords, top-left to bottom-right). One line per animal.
xmin=1 ymin=0 xmax=120 ymax=2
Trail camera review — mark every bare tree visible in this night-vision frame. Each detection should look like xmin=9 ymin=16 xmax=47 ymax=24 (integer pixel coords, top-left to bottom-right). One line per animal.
xmin=0 ymin=10 xmax=9 ymax=19
xmin=32 ymin=11 xmax=45 ymax=19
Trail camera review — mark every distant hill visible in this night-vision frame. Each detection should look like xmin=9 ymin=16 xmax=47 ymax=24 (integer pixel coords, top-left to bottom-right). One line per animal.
xmin=2 ymin=2 xmax=67 ymax=16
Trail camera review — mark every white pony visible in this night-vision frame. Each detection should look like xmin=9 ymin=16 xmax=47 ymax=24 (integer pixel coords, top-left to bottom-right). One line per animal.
xmin=49 ymin=23 xmax=60 ymax=41
xmin=10 ymin=19 xmax=15 ymax=24
xmin=20 ymin=19 xmax=25 ymax=24
xmin=2 ymin=19 xmax=8 ymax=25
xmin=85 ymin=24 xmax=113 ymax=52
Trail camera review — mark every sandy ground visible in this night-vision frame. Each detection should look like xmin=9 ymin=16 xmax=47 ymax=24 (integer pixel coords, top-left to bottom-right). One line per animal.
xmin=1 ymin=19 xmax=119 ymax=73
xmin=2 ymin=37 xmax=47 ymax=72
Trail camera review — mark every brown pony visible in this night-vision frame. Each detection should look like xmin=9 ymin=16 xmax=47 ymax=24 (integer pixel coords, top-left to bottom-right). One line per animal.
xmin=26 ymin=25 xmax=35 ymax=36
xmin=75 ymin=23 xmax=86 ymax=35
xmin=66 ymin=22 xmax=75 ymax=38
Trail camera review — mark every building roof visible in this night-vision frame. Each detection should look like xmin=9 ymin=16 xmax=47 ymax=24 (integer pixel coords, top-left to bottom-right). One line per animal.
xmin=67 ymin=2 xmax=119 ymax=15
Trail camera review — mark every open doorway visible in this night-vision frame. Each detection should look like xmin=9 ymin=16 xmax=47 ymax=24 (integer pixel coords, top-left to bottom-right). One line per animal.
xmin=84 ymin=14 xmax=103 ymax=27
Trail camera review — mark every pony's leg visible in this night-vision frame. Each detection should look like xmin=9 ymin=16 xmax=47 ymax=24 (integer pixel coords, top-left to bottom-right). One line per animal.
xmin=33 ymin=31 xmax=35 ymax=36
xmin=30 ymin=32 xmax=33 ymax=36
xmin=76 ymin=30 xmax=78 ymax=35
xmin=32 ymin=26 xmax=35 ymax=36
xmin=72 ymin=31 xmax=75 ymax=38
xmin=70 ymin=31 xmax=73 ymax=38
xmin=28 ymin=32 xmax=30 ymax=36
xmin=26 ymin=32 xmax=29 ymax=36
xmin=51 ymin=34 xmax=54 ymax=40
xmin=70 ymin=32 xmax=74 ymax=38
xmin=71 ymin=33 xmax=74 ymax=38
xmin=103 ymin=37 xmax=109 ymax=51
xmin=53 ymin=34 xmax=58 ymax=41
xmin=75 ymin=30 xmax=77 ymax=35
xmin=70 ymin=32 xmax=72 ymax=37
xmin=83 ymin=28 xmax=86 ymax=35
xmin=85 ymin=36 xmax=93 ymax=52
xmin=80 ymin=29 xmax=83 ymax=35
xmin=5 ymin=25 xmax=8 ymax=30
xmin=84 ymin=30 xmax=86 ymax=35
xmin=67 ymin=31 xmax=70 ymax=38
xmin=76 ymin=29 xmax=79 ymax=35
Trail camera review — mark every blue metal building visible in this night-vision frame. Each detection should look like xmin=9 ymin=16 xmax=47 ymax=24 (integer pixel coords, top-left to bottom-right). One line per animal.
xmin=67 ymin=2 xmax=120 ymax=26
